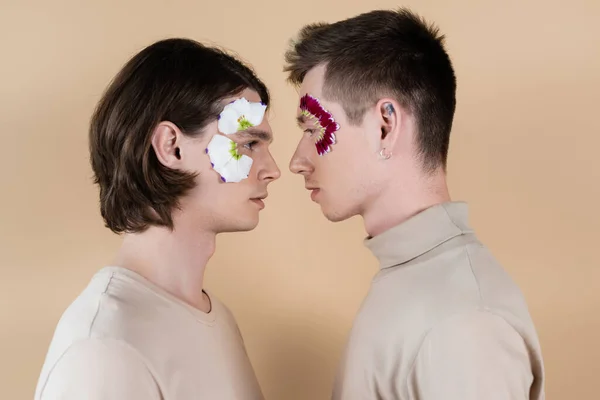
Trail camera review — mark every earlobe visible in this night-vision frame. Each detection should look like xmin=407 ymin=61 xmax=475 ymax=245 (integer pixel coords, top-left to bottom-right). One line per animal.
xmin=151 ymin=122 xmax=181 ymax=167
xmin=379 ymin=148 xmax=392 ymax=160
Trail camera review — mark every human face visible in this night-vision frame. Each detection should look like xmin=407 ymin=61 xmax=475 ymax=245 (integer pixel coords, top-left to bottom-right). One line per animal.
xmin=289 ymin=65 xmax=384 ymax=222
xmin=178 ymin=88 xmax=281 ymax=233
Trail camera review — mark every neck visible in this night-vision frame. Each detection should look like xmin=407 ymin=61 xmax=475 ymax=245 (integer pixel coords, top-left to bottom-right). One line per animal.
xmin=362 ymin=168 xmax=451 ymax=238
xmin=113 ymin=222 xmax=216 ymax=312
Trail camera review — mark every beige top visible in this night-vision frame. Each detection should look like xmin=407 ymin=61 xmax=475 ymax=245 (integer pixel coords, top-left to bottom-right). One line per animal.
xmin=333 ymin=202 xmax=545 ymax=400
xmin=34 ymin=266 xmax=264 ymax=400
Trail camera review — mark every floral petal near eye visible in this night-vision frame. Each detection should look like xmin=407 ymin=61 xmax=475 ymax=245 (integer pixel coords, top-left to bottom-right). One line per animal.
xmin=206 ymin=134 xmax=253 ymax=183
xmin=217 ymin=97 xmax=267 ymax=135
xmin=299 ymin=94 xmax=339 ymax=156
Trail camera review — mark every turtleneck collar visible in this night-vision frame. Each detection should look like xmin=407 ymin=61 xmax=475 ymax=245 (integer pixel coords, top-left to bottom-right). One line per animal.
xmin=365 ymin=202 xmax=473 ymax=269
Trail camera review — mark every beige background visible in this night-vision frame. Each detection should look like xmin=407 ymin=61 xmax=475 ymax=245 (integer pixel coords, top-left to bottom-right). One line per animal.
xmin=1 ymin=0 xmax=599 ymax=399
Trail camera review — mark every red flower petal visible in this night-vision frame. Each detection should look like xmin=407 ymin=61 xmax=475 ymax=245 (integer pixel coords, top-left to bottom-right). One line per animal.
xmin=300 ymin=94 xmax=340 ymax=156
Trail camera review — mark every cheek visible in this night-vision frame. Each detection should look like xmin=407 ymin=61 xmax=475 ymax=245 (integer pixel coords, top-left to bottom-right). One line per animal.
xmin=326 ymin=136 xmax=364 ymax=171
xmin=315 ymin=154 xmax=349 ymax=194
xmin=191 ymin=180 xmax=247 ymax=213
xmin=325 ymin=147 xmax=374 ymax=194
xmin=246 ymin=155 xmax=261 ymax=178
xmin=183 ymin=145 xmax=212 ymax=175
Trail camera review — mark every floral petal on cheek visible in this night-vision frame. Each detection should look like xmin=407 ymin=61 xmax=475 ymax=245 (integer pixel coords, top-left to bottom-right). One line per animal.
xmin=206 ymin=134 xmax=254 ymax=183
xmin=214 ymin=153 xmax=253 ymax=183
xmin=206 ymin=134 xmax=232 ymax=168
xmin=325 ymin=123 xmax=338 ymax=140
xmin=234 ymin=155 xmax=254 ymax=180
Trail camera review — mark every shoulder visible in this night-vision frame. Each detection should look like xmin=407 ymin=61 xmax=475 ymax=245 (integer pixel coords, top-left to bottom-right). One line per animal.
xmin=407 ymin=310 xmax=535 ymax=399
xmin=463 ymin=242 xmax=534 ymax=318
xmin=37 ymin=338 xmax=161 ymax=400
xmin=424 ymin=309 xmax=525 ymax=348
xmin=206 ymin=291 xmax=235 ymax=321
xmin=412 ymin=310 xmax=533 ymax=375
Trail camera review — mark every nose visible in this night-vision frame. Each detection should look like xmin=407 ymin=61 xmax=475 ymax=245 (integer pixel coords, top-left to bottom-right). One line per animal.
xmin=259 ymin=150 xmax=281 ymax=182
xmin=289 ymin=141 xmax=314 ymax=176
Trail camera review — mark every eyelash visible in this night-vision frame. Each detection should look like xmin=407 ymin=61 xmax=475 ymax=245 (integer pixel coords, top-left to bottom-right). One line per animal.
xmin=243 ymin=140 xmax=259 ymax=151
xmin=304 ymin=129 xmax=317 ymax=137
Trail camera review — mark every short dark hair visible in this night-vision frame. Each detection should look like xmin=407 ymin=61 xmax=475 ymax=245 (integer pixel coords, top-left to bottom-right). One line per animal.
xmin=90 ymin=38 xmax=269 ymax=234
xmin=284 ymin=8 xmax=456 ymax=171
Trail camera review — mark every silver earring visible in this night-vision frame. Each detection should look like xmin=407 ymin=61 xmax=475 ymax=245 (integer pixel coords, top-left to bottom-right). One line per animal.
xmin=379 ymin=148 xmax=391 ymax=160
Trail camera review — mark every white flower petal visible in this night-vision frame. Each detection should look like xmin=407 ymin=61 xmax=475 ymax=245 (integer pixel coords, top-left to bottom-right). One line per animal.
xmin=223 ymin=98 xmax=250 ymax=118
xmin=246 ymin=102 xmax=267 ymax=126
xmin=207 ymin=133 xmax=231 ymax=149
xmin=213 ymin=154 xmax=253 ymax=183
xmin=206 ymin=134 xmax=253 ymax=183
xmin=218 ymin=97 xmax=266 ymax=134
xmin=231 ymin=98 xmax=250 ymax=114
xmin=217 ymin=108 xmax=240 ymax=135
xmin=207 ymin=134 xmax=233 ymax=167
xmin=235 ymin=155 xmax=253 ymax=179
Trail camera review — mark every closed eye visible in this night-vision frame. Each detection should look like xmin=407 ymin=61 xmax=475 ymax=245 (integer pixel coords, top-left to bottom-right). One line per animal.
xmin=304 ymin=129 xmax=317 ymax=137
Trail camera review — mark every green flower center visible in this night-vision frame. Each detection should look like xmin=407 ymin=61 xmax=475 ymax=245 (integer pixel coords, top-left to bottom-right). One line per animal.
xmin=237 ymin=116 xmax=253 ymax=131
xmin=229 ymin=140 xmax=242 ymax=160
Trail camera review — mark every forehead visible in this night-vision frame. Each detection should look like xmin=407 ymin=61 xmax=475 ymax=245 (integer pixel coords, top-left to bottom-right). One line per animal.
xmin=299 ymin=64 xmax=326 ymax=100
xmin=296 ymin=66 xmax=332 ymax=124
xmin=223 ymin=87 xmax=262 ymax=104
xmin=215 ymin=88 xmax=274 ymax=141
xmin=296 ymin=65 xmax=346 ymax=128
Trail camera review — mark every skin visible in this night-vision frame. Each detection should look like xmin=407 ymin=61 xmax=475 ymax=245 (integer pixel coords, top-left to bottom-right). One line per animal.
xmin=114 ymin=88 xmax=280 ymax=312
xmin=289 ymin=64 xmax=450 ymax=237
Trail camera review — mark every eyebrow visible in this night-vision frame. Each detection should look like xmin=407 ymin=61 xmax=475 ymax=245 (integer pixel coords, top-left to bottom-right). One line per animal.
xmin=296 ymin=115 xmax=306 ymax=127
xmin=296 ymin=114 xmax=322 ymax=131
xmin=236 ymin=128 xmax=273 ymax=143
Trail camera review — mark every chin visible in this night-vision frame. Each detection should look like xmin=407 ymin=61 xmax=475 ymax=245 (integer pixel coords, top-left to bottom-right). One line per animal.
xmin=238 ymin=219 xmax=259 ymax=232
xmin=321 ymin=204 xmax=355 ymax=223
xmin=232 ymin=215 xmax=260 ymax=232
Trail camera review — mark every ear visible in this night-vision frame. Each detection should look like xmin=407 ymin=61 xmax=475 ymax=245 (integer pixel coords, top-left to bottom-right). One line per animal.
xmin=377 ymin=98 xmax=402 ymax=159
xmin=151 ymin=121 xmax=183 ymax=168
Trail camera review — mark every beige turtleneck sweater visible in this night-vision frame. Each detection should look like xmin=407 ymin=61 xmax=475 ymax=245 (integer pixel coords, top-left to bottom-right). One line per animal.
xmin=333 ymin=202 xmax=545 ymax=400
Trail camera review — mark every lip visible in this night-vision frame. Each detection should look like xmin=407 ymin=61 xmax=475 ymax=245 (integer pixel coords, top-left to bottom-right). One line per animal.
xmin=250 ymin=195 xmax=267 ymax=210
xmin=309 ymin=188 xmax=320 ymax=201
